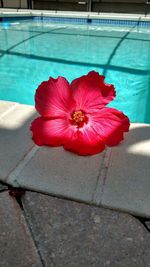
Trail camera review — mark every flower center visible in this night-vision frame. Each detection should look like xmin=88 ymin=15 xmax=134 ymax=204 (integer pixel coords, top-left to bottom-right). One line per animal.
xmin=72 ymin=110 xmax=85 ymax=123
xmin=71 ymin=110 xmax=88 ymax=127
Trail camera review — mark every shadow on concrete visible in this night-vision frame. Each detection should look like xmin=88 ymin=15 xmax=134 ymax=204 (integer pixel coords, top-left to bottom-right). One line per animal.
xmin=0 ymin=108 xmax=37 ymax=181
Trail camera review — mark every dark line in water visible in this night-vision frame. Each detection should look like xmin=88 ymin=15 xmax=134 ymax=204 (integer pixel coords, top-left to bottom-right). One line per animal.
xmin=0 ymin=26 xmax=66 ymax=54
xmin=3 ymin=27 xmax=150 ymax=43
xmin=0 ymin=49 xmax=149 ymax=76
xmin=103 ymin=25 xmax=137 ymax=76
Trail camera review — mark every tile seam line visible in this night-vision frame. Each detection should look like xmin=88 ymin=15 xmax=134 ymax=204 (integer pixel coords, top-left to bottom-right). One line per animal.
xmin=99 ymin=148 xmax=112 ymax=203
xmin=0 ymin=102 xmax=19 ymax=120
xmin=91 ymin=150 xmax=106 ymax=202
xmin=92 ymin=148 xmax=112 ymax=204
xmin=6 ymin=145 xmax=39 ymax=186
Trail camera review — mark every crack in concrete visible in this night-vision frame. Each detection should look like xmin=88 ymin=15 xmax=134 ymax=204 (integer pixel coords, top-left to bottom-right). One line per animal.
xmin=135 ymin=216 xmax=150 ymax=233
xmin=10 ymin=193 xmax=47 ymax=267
xmin=21 ymin=198 xmax=55 ymax=267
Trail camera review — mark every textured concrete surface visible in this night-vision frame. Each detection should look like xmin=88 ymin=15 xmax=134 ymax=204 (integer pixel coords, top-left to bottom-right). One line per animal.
xmin=14 ymin=146 xmax=105 ymax=202
xmin=145 ymin=221 xmax=150 ymax=231
xmin=22 ymin=191 xmax=150 ymax=267
xmin=0 ymin=191 xmax=43 ymax=267
xmin=100 ymin=124 xmax=150 ymax=218
xmin=0 ymin=182 xmax=7 ymax=191
xmin=0 ymin=101 xmax=150 ymax=218
xmin=0 ymin=101 xmax=17 ymax=117
xmin=0 ymin=102 xmax=36 ymax=181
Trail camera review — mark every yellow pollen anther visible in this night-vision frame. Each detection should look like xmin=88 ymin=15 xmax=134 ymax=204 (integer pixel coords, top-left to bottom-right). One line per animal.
xmin=72 ymin=110 xmax=85 ymax=123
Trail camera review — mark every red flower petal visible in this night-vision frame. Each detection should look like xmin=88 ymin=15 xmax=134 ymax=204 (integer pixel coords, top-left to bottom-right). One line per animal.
xmin=64 ymin=124 xmax=105 ymax=156
xmin=90 ymin=107 xmax=130 ymax=147
xmin=30 ymin=107 xmax=129 ymax=156
xmin=35 ymin=76 xmax=74 ymax=118
xmin=31 ymin=117 xmax=105 ymax=156
xmin=30 ymin=116 xmax=77 ymax=147
xmin=71 ymin=71 xmax=116 ymax=113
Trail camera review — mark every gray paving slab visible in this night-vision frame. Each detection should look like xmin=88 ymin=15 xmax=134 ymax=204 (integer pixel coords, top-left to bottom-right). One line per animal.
xmin=12 ymin=146 xmax=105 ymax=202
xmin=0 ymin=103 xmax=37 ymax=181
xmin=99 ymin=124 xmax=150 ymax=218
xmin=22 ymin=191 xmax=150 ymax=267
xmin=0 ymin=191 xmax=43 ymax=267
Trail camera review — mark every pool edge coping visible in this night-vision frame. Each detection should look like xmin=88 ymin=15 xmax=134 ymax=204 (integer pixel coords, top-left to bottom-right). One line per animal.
xmin=0 ymin=9 xmax=150 ymax=21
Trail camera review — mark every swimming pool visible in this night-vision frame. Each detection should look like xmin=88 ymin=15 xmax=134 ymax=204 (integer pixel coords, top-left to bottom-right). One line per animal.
xmin=0 ymin=18 xmax=150 ymax=123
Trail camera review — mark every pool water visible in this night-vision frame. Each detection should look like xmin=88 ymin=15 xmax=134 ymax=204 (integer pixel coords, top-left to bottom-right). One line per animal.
xmin=0 ymin=20 xmax=150 ymax=123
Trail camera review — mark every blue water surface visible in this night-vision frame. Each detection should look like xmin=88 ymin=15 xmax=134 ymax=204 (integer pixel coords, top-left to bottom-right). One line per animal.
xmin=0 ymin=20 xmax=150 ymax=123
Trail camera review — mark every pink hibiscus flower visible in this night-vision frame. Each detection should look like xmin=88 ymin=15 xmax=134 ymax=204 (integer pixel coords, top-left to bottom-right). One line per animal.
xmin=31 ymin=71 xmax=130 ymax=156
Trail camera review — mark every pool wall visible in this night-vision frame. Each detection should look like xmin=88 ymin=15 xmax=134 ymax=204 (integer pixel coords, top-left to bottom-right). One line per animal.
xmin=0 ymin=9 xmax=150 ymax=27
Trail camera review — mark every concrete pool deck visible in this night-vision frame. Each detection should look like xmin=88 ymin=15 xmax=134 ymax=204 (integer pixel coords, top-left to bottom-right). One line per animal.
xmin=0 ymin=100 xmax=150 ymax=218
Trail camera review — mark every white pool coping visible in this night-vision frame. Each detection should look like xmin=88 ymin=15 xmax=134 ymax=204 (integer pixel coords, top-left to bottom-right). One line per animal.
xmin=0 ymin=8 xmax=150 ymax=21
xmin=0 ymin=100 xmax=150 ymax=218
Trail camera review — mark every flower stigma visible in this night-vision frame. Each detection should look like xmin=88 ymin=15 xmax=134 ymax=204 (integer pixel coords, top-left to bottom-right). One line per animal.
xmin=71 ymin=110 xmax=88 ymax=127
